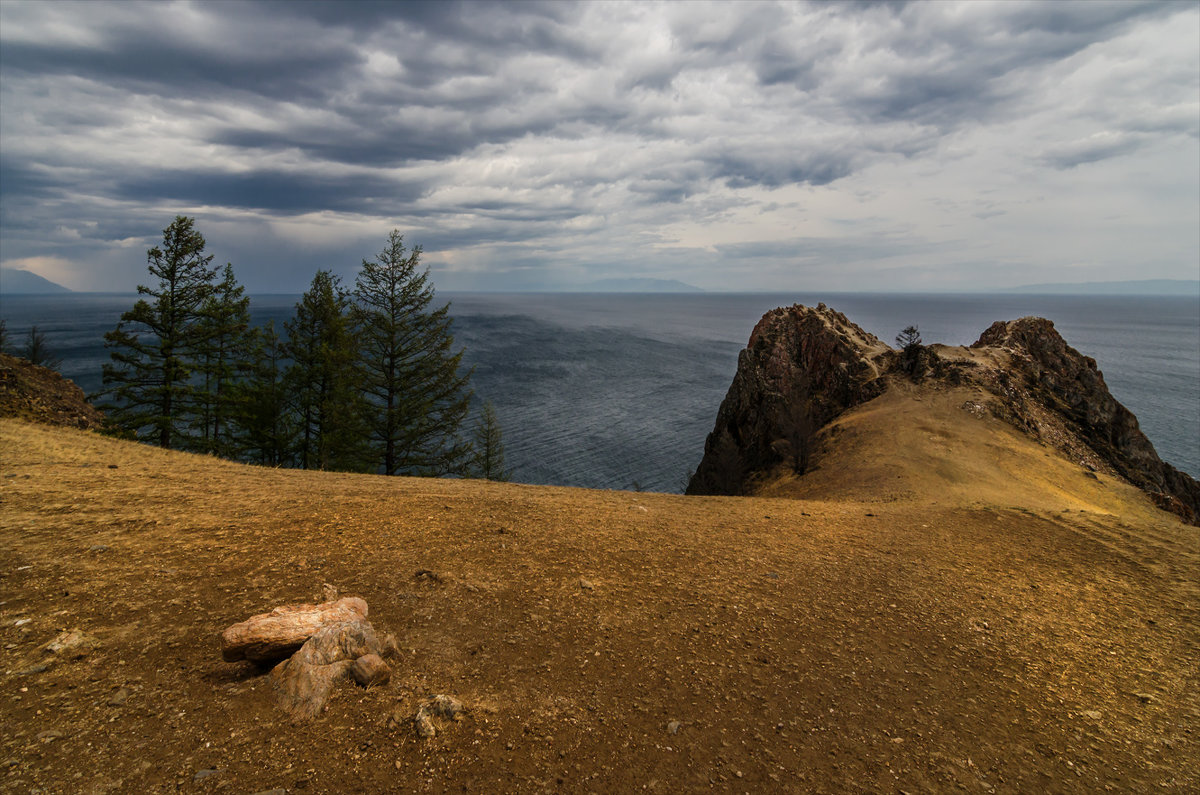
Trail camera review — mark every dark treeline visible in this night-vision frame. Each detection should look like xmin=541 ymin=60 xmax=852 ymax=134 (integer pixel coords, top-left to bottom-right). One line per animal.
xmin=95 ymin=216 xmax=506 ymax=479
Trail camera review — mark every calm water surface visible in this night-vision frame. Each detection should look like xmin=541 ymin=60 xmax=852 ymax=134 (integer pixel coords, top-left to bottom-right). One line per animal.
xmin=3 ymin=291 xmax=1197 ymax=489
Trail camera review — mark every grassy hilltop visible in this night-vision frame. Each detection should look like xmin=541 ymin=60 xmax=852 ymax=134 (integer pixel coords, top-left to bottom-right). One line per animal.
xmin=2 ymin=399 xmax=1197 ymax=792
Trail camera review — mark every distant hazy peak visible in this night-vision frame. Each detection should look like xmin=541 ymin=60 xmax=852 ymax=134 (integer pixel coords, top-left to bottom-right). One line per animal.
xmin=0 ymin=267 xmax=71 ymax=294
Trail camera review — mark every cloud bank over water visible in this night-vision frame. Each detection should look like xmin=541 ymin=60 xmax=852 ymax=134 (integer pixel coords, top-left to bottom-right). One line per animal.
xmin=1 ymin=1 xmax=1196 ymax=292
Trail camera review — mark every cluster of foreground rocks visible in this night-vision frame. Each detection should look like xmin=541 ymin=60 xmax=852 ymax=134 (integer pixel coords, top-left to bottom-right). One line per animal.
xmin=221 ymin=594 xmax=463 ymax=732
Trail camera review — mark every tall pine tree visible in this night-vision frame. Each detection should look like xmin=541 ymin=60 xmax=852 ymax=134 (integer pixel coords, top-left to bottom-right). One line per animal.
xmin=352 ymin=231 xmax=473 ymax=476
xmin=99 ymin=216 xmax=217 ymax=448
xmin=237 ymin=321 xmax=296 ymax=466
xmin=285 ymin=270 xmax=370 ymax=471
xmin=194 ymin=263 xmax=253 ymax=457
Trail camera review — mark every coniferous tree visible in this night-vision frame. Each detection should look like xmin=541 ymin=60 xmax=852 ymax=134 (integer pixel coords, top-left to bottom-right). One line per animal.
xmin=99 ymin=216 xmax=217 ymax=448
xmin=352 ymin=231 xmax=473 ymax=476
xmin=194 ymin=263 xmax=253 ymax=456
xmin=237 ymin=321 xmax=296 ymax=466
xmin=22 ymin=325 xmax=63 ymax=371
xmin=285 ymin=270 xmax=369 ymax=471
xmin=471 ymin=400 xmax=509 ymax=481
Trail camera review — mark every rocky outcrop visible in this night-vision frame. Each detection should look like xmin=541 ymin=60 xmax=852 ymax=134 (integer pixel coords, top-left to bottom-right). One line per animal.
xmin=221 ymin=596 xmax=370 ymax=663
xmin=973 ymin=317 xmax=1199 ymax=523
xmin=688 ymin=305 xmax=1199 ymax=524
xmin=271 ymin=620 xmax=387 ymax=720
xmin=0 ymin=353 xmax=103 ymax=430
xmin=687 ymin=304 xmax=889 ymax=496
xmin=222 ymin=597 xmax=398 ymax=719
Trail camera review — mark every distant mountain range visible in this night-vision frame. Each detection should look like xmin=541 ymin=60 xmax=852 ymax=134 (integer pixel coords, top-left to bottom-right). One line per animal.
xmin=0 ymin=268 xmax=71 ymax=294
xmin=999 ymin=279 xmax=1199 ymax=296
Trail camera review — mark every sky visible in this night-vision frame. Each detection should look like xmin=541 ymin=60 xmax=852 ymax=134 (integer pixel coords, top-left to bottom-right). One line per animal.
xmin=0 ymin=0 xmax=1197 ymax=293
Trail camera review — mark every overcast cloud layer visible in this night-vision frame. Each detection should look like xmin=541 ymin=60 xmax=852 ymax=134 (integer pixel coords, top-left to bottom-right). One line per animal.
xmin=1 ymin=0 xmax=1196 ymax=292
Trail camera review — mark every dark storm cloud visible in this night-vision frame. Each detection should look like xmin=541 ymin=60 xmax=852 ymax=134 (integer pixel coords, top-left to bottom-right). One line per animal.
xmin=0 ymin=21 xmax=359 ymax=102
xmin=112 ymin=169 xmax=428 ymax=215
xmin=0 ymin=0 xmax=1195 ymax=291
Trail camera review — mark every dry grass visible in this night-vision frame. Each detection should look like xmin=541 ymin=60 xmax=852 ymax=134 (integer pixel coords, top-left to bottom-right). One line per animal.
xmin=1 ymin=417 xmax=1197 ymax=794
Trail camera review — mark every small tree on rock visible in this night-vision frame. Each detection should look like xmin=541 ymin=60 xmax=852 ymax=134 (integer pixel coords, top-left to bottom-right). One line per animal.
xmin=22 ymin=325 xmax=63 ymax=371
xmin=895 ymin=324 xmax=925 ymax=380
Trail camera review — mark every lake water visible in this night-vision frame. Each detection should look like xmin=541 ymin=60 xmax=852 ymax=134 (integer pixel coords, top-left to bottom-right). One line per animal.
xmin=3 ymin=291 xmax=1197 ymax=489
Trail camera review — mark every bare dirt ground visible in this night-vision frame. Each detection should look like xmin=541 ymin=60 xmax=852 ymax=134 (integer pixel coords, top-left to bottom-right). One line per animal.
xmin=2 ymin=417 xmax=1197 ymax=794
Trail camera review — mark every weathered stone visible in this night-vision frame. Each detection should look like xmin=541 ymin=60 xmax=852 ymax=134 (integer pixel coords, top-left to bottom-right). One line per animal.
xmin=270 ymin=620 xmax=381 ymax=719
xmin=412 ymin=694 xmax=466 ymax=739
xmin=424 ymin=694 xmax=465 ymax=720
xmin=380 ymin=632 xmax=402 ymax=660
xmin=41 ymin=628 xmax=98 ymax=659
xmin=350 ymin=653 xmax=391 ymax=688
xmin=107 ymin=688 xmax=130 ymax=707
xmin=221 ymin=597 xmax=368 ymax=663
xmin=16 ymin=662 xmax=52 ymax=676
xmin=414 ymin=711 xmax=436 ymax=738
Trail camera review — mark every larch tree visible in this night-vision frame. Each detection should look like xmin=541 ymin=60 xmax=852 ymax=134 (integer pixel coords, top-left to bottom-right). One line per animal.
xmin=237 ymin=321 xmax=295 ymax=466
xmin=22 ymin=325 xmax=62 ymax=371
xmin=99 ymin=216 xmax=217 ymax=448
xmin=352 ymin=230 xmax=473 ymax=476
xmin=194 ymin=263 xmax=253 ymax=457
xmin=471 ymin=400 xmax=509 ymax=481
xmin=285 ymin=270 xmax=369 ymax=471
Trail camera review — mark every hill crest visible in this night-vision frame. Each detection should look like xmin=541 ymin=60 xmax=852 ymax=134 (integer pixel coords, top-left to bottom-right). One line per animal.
xmin=687 ymin=304 xmax=1199 ymax=525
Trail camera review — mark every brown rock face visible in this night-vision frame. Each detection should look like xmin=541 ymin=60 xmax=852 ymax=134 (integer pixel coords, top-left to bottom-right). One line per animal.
xmin=687 ymin=304 xmax=888 ymax=496
xmin=220 ymin=597 xmax=369 ymax=663
xmin=973 ymin=317 xmax=1199 ymax=523
xmin=0 ymin=353 xmax=103 ymax=430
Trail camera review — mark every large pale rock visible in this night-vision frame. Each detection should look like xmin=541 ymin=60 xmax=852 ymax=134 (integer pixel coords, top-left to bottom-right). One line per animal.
xmin=271 ymin=620 xmax=382 ymax=719
xmin=220 ymin=597 xmax=368 ymax=663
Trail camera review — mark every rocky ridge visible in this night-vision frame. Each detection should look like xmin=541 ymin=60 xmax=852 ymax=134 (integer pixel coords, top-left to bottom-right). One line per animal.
xmin=687 ymin=304 xmax=1199 ymax=524
xmin=0 ymin=353 xmax=103 ymax=430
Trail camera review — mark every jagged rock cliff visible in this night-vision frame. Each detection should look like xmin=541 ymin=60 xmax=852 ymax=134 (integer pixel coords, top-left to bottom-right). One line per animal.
xmin=687 ymin=306 xmax=1199 ymax=524
xmin=973 ymin=317 xmax=1199 ymax=522
xmin=686 ymin=304 xmax=889 ymax=496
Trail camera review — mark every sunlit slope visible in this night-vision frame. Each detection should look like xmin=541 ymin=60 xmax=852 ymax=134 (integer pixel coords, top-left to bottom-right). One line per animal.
xmin=1 ymin=418 xmax=1196 ymax=794
xmin=757 ymin=379 xmax=1176 ymax=525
